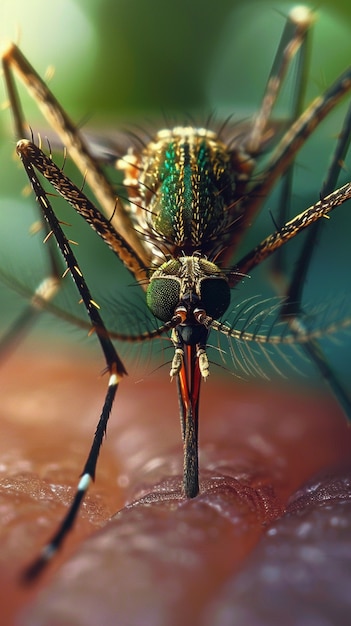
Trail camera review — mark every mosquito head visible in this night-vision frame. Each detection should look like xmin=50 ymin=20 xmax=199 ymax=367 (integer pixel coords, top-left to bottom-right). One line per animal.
xmin=146 ymin=255 xmax=231 ymax=334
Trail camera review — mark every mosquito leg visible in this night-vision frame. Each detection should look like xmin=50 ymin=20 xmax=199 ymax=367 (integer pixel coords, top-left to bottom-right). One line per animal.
xmin=2 ymin=43 xmax=29 ymax=140
xmin=0 ymin=194 xmax=63 ymax=361
xmin=246 ymin=6 xmax=313 ymax=155
xmin=0 ymin=276 xmax=60 ymax=361
xmin=17 ymin=142 xmax=127 ymax=582
xmin=279 ymin=101 xmax=351 ymax=419
xmin=16 ymin=139 xmax=148 ymax=283
xmin=235 ymin=181 xmax=351 ymax=276
xmin=248 ymin=69 xmax=351 ymax=222
xmin=252 ymin=8 xmax=351 ymax=419
xmin=233 ymin=101 xmax=351 ymax=418
xmin=283 ymin=101 xmax=351 ymax=305
xmin=220 ymin=7 xmax=313 ymax=263
xmin=1 ymin=56 xmax=64 ymax=357
xmin=270 ymin=7 xmax=312 ymax=282
xmin=223 ymin=70 xmax=351 ymax=266
xmin=1 ymin=43 xmax=147 ymax=263
xmin=223 ymin=7 xmax=351 ymax=262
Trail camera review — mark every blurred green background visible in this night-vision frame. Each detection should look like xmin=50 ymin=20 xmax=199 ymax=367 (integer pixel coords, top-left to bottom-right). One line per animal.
xmin=0 ymin=0 xmax=350 ymax=390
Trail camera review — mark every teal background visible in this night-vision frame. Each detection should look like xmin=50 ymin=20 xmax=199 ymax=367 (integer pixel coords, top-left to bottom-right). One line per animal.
xmin=0 ymin=0 xmax=350 ymax=390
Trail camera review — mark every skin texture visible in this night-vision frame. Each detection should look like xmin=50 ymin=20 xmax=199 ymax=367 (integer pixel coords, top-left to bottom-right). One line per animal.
xmin=0 ymin=344 xmax=350 ymax=626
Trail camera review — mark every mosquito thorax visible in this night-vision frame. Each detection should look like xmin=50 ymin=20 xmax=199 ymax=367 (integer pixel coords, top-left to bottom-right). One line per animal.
xmin=117 ymin=126 xmax=251 ymax=265
xmin=146 ymin=255 xmax=231 ymax=329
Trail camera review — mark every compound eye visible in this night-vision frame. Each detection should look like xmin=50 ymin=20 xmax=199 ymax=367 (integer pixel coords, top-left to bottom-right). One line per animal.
xmin=199 ymin=278 xmax=231 ymax=319
xmin=146 ymin=278 xmax=180 ymax=322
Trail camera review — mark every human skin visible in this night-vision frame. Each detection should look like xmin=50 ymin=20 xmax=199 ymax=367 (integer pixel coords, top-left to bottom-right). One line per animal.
xmin=0 ymin=345 xmax=350 ymax=626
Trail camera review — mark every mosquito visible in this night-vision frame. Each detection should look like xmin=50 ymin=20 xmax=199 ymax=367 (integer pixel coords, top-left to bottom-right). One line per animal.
xmin=1 ymin=5 xmax=351 ymax=582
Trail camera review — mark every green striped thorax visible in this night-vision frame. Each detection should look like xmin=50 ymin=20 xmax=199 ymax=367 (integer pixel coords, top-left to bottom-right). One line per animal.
xmin=118 ymin=126 xmax=248 ymax=263
xmin=118 ymin=126 xmax=247 ymax=340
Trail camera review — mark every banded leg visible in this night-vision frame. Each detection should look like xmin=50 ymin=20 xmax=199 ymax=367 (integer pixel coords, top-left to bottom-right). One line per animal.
xmin=221 ymin=6 xmax=314 ymax=258
xmin=245 ymin=6 xmax=313 ymax=156
xmin=233 ymin=174 xmax=351 ymax=420
xmin=1 ymin=46 xmax=92 ymax=359
xmin=270 ymin=6 xmax=312 ymax=280
xmin=16 ymin=140 xmax=148 ymax=283
xmin=0 ymin=137 xmax=64 ymax=361
xmin=278 ymin=101 xmax=351 ymax=418
xmin=1 ymin=42 xmax=149 ymax=364
xmin=16 ymin=141 xmax=127 ymax=581
xmin=239 ymin=69 xmax=351 ymax=248
xmin=234 ymin=182 xmax=351 ymax=275
xmin=223 ymin=23 xmax=351 ymax=262
xmin=0 ymin=46 xmax=89 ymax=358
xmin=2 ymin=43 xmax=147 ymax=263
xmin=250 ymin=10 xmax=351 ymax=418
